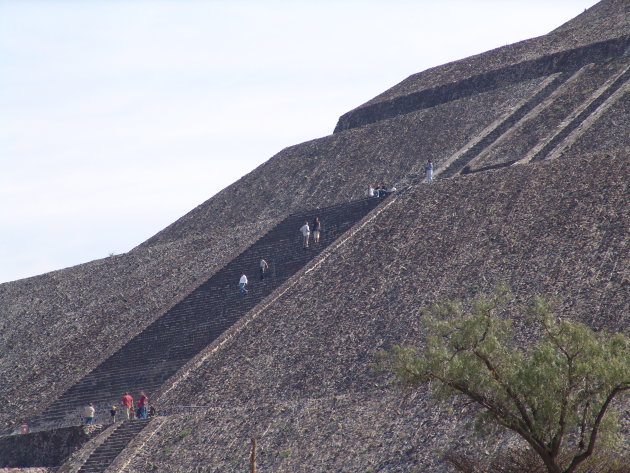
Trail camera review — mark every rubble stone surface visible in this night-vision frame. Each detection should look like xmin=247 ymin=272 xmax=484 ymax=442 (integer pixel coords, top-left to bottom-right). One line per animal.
xmin=123 ymin=151 xmax=629 ymax=473
xmin=0 ymin=1 xmax=628 ymax=471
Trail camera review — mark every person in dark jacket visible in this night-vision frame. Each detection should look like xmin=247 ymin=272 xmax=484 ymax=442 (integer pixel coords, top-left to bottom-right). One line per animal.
xmin=137 ymin=391 xmax=148 ymax=419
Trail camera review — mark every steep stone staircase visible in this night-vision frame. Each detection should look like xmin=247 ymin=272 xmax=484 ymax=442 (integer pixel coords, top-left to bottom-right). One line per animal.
xmin=28 ymin=197 xmax=383 ymax=431
xmin=76 ymin=419 xmax=151 ymax=473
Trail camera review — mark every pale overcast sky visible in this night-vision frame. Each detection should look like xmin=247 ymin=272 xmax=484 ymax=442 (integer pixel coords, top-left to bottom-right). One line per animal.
xmin=0 ymin=0 xmax=598 ymax=284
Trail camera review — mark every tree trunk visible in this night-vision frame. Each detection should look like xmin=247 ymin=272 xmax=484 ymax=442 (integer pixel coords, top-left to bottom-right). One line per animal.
xmin=540 ymin=453 xmax=562 ymax=473
xmin=250 ymin=438 xmax=257 ymax=473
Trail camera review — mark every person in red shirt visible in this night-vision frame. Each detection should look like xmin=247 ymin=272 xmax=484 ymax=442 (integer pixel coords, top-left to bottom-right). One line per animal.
xmin=121 ymin=392 xmax=134 ymax=420
xmin=137 ymin=391 xmax=148 ymax=419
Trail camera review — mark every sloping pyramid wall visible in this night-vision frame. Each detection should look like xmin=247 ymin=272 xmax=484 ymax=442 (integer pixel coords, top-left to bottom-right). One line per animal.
xmin=1 ymin=48 xmax=628 ymax=438
xmin=0 ymin=1 xmax=628 ymax=470
xmin=0 ymin=65 xmax=560 ymax=429
xmin=119 ymin=151 xmax=629 ymax=473
xmin=343 ymin=0 xmax=630 ymax=124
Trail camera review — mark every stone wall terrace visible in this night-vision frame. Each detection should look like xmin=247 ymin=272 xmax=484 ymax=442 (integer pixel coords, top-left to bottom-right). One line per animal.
xmin=0 ymin=425 xmax=103 ymax=468
xmin=335 ymin=35 xmax=630 ymax=132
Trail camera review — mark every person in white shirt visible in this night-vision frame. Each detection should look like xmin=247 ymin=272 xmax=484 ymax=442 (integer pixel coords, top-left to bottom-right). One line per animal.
xmin=425 ymin=160 xmax=433 ymax=183
xmin=259 ymin=259 xmax=269 ymax=280
xmin=239 ymin=274 xmax=248 ymax=294
xmin=84 ymin=403 xmax=95 ymax=424
xmin=300 ymin=221 xmax=310 ymax=248
xmin=368 ymin=186 xmax=375 ymax=198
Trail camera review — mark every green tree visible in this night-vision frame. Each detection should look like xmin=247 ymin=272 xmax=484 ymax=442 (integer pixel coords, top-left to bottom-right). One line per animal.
xmin=379 ymin=285 xmax=630 ymax=473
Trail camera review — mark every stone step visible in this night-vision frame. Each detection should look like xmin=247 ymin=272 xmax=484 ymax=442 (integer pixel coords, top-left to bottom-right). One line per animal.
xmin=77 ymin=420 xmax=151 ymax=473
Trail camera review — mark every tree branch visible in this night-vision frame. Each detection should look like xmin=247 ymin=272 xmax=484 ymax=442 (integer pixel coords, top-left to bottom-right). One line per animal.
xmin=473 ymin=349 xmax=535 ymax=433
xmin=440 ymin=377 xmax=548 ymax=458
xmin=564 ymin=383 xmax=630 ymax=473
xmin=551 ymin=349 xmax=576 ymax=458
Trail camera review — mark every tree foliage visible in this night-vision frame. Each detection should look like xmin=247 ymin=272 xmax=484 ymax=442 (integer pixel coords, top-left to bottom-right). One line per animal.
xmin=378 ymin=285 xmax=630 ymax=473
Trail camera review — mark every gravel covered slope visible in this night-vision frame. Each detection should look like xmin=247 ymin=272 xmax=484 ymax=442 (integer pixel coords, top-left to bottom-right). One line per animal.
xmin=0 ymin=220 xmax=272 ymax=431
xmin=119 ymin=150 xmax=629 ymax=473
xmin=564 ymin=87 xmax=630 ymax=156
xmin=551 ymin=0 xmax=630 ymax=35
xmin=0 ymin=6 xmax=627 ymax=469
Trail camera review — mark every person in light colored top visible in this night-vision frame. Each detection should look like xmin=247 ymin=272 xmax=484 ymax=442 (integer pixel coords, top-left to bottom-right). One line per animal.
xmin=368 ymin=186 xmax=375 ymax=198
xmin=84 ymin=403 xmax=95 ymax=424
xmin=239 ymin=274 xmax=248 ymax=294
xmin=300 ymin=221 xmax=310 ymax=248
xmin=259 ymin=259 xmax=269 ymax=280
xmin=425 ymin=160 xmax=433 ymax=183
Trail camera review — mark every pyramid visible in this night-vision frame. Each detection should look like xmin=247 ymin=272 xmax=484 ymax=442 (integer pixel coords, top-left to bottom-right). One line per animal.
xmin=0 ymin=1 xmax=628 ymax=471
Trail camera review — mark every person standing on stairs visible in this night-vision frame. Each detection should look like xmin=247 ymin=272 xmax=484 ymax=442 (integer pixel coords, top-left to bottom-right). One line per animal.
xmin=121 ymin=392 xmax=134 ymax=420
xmin=425 ymin=160 xmax=434 ymax=183
xmin=300 ymin=221 xmax=310 ymax=248
xmin=259 ymin=259 xmax=269 ymax=280
xmin=137 ymin=391 xmax=148 ymax=419
xmin=312 ymin=217 xmax=321 ymax=244
xmin=239 ymin=274 xmax=249 ymax=294
xmin=84 ymin=403 xmax=95 ymax=424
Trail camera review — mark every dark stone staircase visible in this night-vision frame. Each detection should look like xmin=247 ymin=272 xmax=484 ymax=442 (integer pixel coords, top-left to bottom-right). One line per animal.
xmin=29 ymin=196 xmax=383 ymax=430
xmin=77 ymin=419 xmax=151 ymax=473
